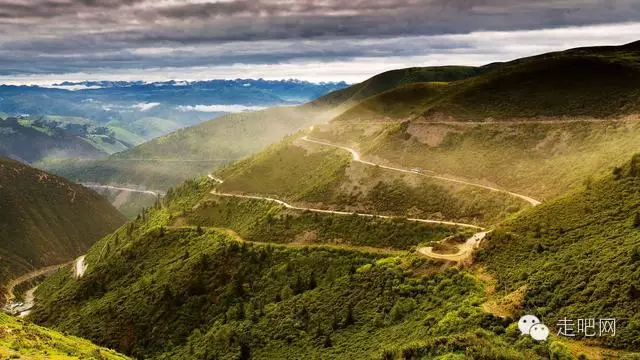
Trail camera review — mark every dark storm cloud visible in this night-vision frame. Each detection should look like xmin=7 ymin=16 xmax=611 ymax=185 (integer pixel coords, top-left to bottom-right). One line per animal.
xmin=0 ymin=0 xmax=146 ymax=18
xmin=0 ymin=0 xmax=639 ymax=78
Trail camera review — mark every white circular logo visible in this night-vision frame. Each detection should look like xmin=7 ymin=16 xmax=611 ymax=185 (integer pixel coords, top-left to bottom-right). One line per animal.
xmin=518 ymin=315 xmax=541 ymax=335
xmin=530 ymin=324 xmax=550 ymax=341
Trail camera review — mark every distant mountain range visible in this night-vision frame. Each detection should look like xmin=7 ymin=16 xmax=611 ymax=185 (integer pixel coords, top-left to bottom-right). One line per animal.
xmin=0 ymin=79 xmax=348 ymax=163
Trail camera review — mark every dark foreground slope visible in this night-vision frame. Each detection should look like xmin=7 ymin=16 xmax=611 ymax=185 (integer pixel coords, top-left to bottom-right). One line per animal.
xmin=0 ymin=157 xmax=126 ymax=292
xmin=478 ymin=154 xmax=640 ymax=350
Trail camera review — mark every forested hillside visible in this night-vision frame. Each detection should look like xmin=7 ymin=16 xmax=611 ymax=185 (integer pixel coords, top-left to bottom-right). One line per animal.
xmin=32 ymin=179 xmax=579 ymax=359
xmin=478 ymin=154 xmax=640 ymax=350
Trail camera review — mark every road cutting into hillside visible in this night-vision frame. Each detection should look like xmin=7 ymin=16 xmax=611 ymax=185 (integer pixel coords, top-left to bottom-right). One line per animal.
xmin=207 ymin=174 xmax=224 ymax=184
xmin=81 ymin=183 xmax=166 ymax=196
xmin=3 ymin=261 xmax=72 ymax=305
xmin=417 ymin=232 xmax=488 ymax=263
xmin=301 ymin=136 xmax=541 ymax=206
xmin=170 ymin=226 xmax=406 ymax=256
xmin=208 ymin=191 xmax=484 ymax=230
xmin=208 ymin=190 xmax=488 ymax=263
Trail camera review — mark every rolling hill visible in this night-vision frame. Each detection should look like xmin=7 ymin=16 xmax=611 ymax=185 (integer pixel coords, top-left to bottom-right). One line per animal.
xmin=214 ymin=134 xmax=528 ymax=226
xmin=0 ymin=157 xmax=126 ymax=298
xmin=333 ymin=41 xmax=640 ymax=123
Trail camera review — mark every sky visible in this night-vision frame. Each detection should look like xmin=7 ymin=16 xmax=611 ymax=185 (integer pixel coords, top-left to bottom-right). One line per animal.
xmin=1 ymin=0 xmax=640 ymax=84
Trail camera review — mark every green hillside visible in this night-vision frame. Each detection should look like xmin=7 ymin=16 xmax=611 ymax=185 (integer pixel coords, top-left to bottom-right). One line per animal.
xmin=215 ymin=134 xmax=528 ymax=226
xmin=0 ymin=157 xmax=126 ymax=295
xmin=42 ymin=158 xmax=223 ymax=191
xmin=313 ymin=119 xmax=640 ymax=200
xmin=43 ymin=106 xmax=323 ymax=189
xmin=30 ymin=180 xmax=576 ymax=359
xmin=176 ymin=196 xmax=465 ymax=251
xmin=0 ymin=117 xmax=104 ymax=163
xmin=0 ymin=313 xmax=129 ymax=359
xmin=0 ymin=116 xmax=143 ymax=163
xmin=315 ymin=66 xmax=485 ymax=108
xmin=477 ymin=154 xmax=640 ymax=350
xmin=333 ymin=41 xmax=640 ymax=123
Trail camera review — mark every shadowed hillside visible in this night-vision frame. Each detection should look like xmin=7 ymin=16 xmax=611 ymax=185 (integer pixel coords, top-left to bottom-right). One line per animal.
xmin=0 ymin=157 xmax=126 ymax=297
xmin=334 ymin=41 xmax=640 ymax=123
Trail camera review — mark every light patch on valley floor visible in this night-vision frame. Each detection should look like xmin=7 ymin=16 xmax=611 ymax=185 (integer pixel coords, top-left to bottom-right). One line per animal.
xmin=73 ymin=255 xmax=87 ymax=279
xmin=534 ymin=129 xmax=571 ymax=153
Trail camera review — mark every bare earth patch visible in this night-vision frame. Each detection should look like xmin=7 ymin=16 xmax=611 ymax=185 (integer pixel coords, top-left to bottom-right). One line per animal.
xmin=481 ymin=285 xmax=526 ymax=318
xmin=293 ymin=230 xmax=318 ymax=245
xmin=407 ymin=122 xmax=461 ymax=147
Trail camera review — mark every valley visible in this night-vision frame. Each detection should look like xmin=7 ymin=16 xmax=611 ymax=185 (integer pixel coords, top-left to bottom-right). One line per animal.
xmin=4 ymin=41 xmax=640 ymax=360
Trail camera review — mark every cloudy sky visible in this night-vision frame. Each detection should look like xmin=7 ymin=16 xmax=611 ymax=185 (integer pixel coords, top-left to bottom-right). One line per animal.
xmin=1 ymin=0 xmax=640 ymax=84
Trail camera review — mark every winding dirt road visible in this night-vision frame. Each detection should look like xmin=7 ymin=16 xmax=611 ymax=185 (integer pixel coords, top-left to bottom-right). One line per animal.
xmin=81 ymin=183 xmax=165 ymax=196
xmin=209 ymin=191 xmax=484 ymax=230
xmin=14 ymin=285 xmax=38 ymax=317
xmin=210 ymin=189 xmax=487 ymax=262
xmin=301 ymin=136 xmax=541 ymax=206
xmin=206 ymin=133 xmax=540 ymax=263
xmin=3 ymin=262 xmax=71 ymax=303
xmin=417 ymin=232 xmax=488 ymax=263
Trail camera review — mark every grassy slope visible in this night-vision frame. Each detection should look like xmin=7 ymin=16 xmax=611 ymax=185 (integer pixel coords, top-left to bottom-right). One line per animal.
xmin=477 ymin=155 xmax=640 ymax=350
xmin=314 ymin=119 xmax=640 ymax=199
xmin=0 ymin=119 xmax=105 ymax=163
xmin=216 ymin=135 xmax=527 ymax=226
xmin=333 ymin=41 xmax=640 ymax=123
xmin=0 ymin=157 xmax=126 ymax=291
xmin=30 ymin=180 xmax=574 ymax=359
xmin=315 ymin=66 xmax=485 ymax=108
xmin=0 ymin=313 xmax=129 ymax=359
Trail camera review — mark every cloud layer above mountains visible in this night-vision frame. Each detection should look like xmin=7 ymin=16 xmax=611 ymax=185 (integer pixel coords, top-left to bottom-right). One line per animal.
xmin=1 ymin=0 xmax=639 ymax=82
